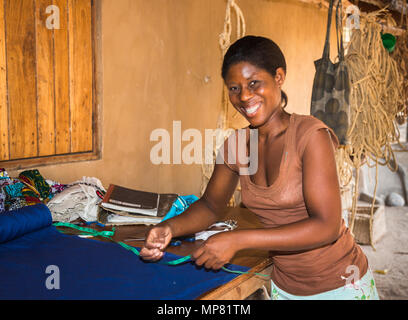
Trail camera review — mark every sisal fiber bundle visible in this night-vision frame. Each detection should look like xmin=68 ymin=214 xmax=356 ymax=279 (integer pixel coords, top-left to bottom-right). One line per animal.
xmin=342 ymin=8 xmax=405 ymax=247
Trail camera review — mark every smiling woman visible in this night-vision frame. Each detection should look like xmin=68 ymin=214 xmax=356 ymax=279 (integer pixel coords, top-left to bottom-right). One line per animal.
xmin=224 ymin=62 xmax=285 ymax=129
xmin=139 ymin=35 xmax=379 ymax=300
xmin=222 ymin=35 xmax=288 ymax=110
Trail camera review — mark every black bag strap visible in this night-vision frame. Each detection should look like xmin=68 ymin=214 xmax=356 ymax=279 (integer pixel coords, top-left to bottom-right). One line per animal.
xmin=336 ymin=0 xmax=345 ymax=61
xmin=322 ymin=0 xmax=335 ymax=58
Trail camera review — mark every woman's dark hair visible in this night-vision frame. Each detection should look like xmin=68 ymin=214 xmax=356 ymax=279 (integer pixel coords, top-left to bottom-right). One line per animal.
xmin=221 ymin=35 xmax=288 ymax=108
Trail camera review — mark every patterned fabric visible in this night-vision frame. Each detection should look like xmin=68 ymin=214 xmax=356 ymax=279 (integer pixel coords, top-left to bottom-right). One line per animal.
xmin=0 ymin=169 xmax=27 ymax=211
xmin=1 ymin=169 xmax=103 ymax=224
xmin=0 ymin=169 xmax=11 ymax=213
xmin=19 ymin=169 xmax=51 ymax=203
xmin=4 ymin=182 xmax=24 ymax=198
xmin=7 ymin=198 xmax=27 ymax=211
xmin=0 ymin=168 xmax=12 ymax=188
xmin=0 ymin=168 xmax=56 ymax=212
xmin=0 ymin=190 xmax=6 ymax=213
xmin=310 ymin=0 xmax=350 ymax=145
xmin=47 ymin=180 xmax=67 ymax=195
xmin=270 ymin=269 xmax=379 ymax=300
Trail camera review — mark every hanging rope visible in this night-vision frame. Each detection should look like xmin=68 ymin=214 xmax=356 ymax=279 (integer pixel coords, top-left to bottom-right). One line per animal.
xmin=201 ymin=0 xmax=246 ymax=205
xmin=219 ymin=0 xmax=246 ymax=57
xmin=341 ymin=8 xmax=405 ymax=248
xmin=391 ymin=0 xmax=408 ymax=126
xmin=217 ymin=0 xmax=246 ymax=130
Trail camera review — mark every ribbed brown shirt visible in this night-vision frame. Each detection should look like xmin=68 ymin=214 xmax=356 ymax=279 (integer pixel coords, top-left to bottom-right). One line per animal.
xmin=223 ymin=113 xmax=368 ymax=296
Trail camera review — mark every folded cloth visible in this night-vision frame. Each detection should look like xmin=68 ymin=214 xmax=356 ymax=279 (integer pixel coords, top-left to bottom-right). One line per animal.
xmin=6 ymin=198 xmax=27 ymax=211
xmin=4 ymin=182 xmax=24 ymax=198
xmin=46 ymin=179 xmax=67 ymax=197
xmin=0 ymin=203 xmax=52 ymax=243
xmin=47 ymin=176 xmax=106 ymax=222
xmin=0 ymin=169 xmax=28 ymax=212
xmin=0 ymin=189 xmax=6 ymax=213
xmin=0 ymin=169 xmax=8 ymax=213
xmin=0 ymin=168 xmax=12 ymax=188
xmin=19 ymin=169 xmax=51 ymax=203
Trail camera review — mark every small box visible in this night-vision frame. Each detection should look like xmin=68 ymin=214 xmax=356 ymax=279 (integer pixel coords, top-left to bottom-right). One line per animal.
xmin=348 ymin=205 xmax=387 ymax=245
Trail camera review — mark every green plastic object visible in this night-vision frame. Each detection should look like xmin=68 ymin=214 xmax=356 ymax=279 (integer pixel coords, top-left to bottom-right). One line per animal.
xmin=381 ymin=33 xmax=396 ymax=53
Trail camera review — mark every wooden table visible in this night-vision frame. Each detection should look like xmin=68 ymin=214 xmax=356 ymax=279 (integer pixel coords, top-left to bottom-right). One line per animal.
xmin=110 ymin=206 xmax=273 ymax=300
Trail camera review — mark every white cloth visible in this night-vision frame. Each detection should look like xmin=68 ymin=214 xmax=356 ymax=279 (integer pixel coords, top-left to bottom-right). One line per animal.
xmin=47 ymin=177 xmax=106 ymax=222
xmin=195 ymin=220 xmax=237 ymax=240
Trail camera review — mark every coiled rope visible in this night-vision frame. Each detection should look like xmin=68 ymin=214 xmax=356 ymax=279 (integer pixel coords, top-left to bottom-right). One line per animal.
xmin=392 ymin=0 xmax=408 ymax=127
xmin=339 ymin=8 xmax=405 ymax=247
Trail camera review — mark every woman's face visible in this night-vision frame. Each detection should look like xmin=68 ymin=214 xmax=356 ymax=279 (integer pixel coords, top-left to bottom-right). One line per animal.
xmin=224 ymin=61 xmax=285 ymax=128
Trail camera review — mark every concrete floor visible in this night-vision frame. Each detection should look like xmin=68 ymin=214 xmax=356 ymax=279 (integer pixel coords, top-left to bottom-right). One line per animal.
xmin=356 ymin=142 xmax=408 ymax=300
xmin=360 ymin=205 xmax=408 ymax=300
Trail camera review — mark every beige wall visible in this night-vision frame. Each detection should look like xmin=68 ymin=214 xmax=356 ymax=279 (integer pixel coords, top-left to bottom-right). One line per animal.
xmin=8 ymin=0 xmax=338 ymax=196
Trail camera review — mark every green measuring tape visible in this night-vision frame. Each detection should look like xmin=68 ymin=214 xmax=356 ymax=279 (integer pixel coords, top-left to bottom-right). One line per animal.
xmin=53 ymin=222 xmax=191 ymax=266
xmin=53 ymin=222 xmax=269 ymax=277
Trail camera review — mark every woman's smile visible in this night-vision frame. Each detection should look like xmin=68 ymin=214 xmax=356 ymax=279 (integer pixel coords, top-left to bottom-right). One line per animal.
xmin=225 ymin=61 xmax=285 ymax=129
xmin=240 ymin=101 xmax=262 ymax=117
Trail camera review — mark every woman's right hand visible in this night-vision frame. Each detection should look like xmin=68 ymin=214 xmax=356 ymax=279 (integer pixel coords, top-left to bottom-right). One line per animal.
xmin=139 ymin=224 xmax=173 ymax=261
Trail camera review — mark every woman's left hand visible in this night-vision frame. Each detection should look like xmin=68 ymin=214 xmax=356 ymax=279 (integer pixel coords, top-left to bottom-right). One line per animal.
xmin=191 ymin=231 xmax=239 ymax=270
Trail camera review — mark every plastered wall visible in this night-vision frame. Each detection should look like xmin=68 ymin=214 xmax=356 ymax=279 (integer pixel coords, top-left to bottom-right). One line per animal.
xmin=8 ymin=0 xmax=338 ymax=196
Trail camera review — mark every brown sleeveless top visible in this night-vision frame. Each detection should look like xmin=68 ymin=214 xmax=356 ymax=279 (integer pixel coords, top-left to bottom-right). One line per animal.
xmin=223 ymin=113 xmax=368 ymax=296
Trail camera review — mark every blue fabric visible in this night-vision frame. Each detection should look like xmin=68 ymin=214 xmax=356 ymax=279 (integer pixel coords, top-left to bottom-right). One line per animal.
xmin=0 ymin=203 xmax=52 ymax=243
xmin=0 ymin=204 xmax=249 ymax=300
xmin=161 ymin=195 xmax=199 ymax=222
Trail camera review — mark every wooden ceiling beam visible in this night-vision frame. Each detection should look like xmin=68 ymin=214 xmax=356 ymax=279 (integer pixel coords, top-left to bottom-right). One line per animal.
xmin=297 ymin=0 xmax=406 ymax=33
xmin=349 ymin=0 xmax=407 ymax=16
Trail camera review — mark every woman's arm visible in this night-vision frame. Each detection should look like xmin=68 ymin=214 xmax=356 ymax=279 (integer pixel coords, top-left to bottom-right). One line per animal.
xmin=192 ymin=129 xmax=342 ymax=268
xmin=165 ymin=163 xmax=239 ymax=237
xmin=139 ymin=161 xmax=239 ymax=260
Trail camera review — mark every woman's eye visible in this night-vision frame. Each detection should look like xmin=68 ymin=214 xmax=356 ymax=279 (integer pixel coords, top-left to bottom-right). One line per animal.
xmin=229 ymin=86 xmax=239 ymax=93
xmin=249 ymin=80 xmax=259 ymax=88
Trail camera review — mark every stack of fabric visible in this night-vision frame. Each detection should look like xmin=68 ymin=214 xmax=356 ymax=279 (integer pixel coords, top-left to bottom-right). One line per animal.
xmin=0 ymin=168 xmax=106 ymax=223
xmin=0 ymin=168 xmax=67 ymax=213
xmin=46 ymin=176 xmax=106 ymax=222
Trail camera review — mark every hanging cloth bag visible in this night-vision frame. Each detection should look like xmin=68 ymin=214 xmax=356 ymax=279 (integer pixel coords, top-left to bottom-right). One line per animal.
xmin=310 ymin=0 xmax=350 ymax=145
